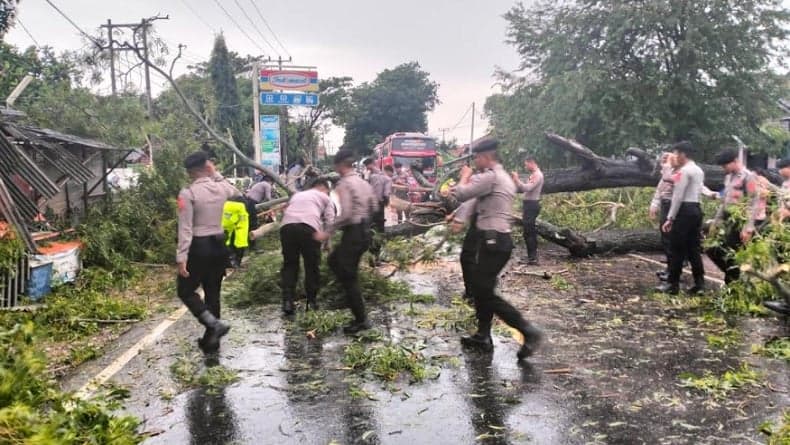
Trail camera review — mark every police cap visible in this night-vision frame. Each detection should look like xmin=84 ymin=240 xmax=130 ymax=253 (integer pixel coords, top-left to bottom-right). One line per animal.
xmin=715 ymin=148 xmax=738 ymax=166
xmin=471 ymin=137 xmax=499 ymax=154
xmin=671 ymin=141 xmax=696 ymax=156
xmin=334 ymin=149 xmax=355 ymax=165
xmin=184 ymin=151 xmax=209 ymax=169
xmin=776 ymin=158 xmax=790 ymax=169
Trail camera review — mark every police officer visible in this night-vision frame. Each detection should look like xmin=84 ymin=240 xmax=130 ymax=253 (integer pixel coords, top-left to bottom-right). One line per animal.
xmin=656 ymin=141 xmax=706 ymax=295
xmin=279 ymin=178 xmax=335 ymax=314
xmin=449 ymin=137 xmax=542 ymax=360
xmin=650 ymin=153 xmax=677 ymax=281
xmin=706 ymin=148 xmax=762 ymax=284
xmin=177 ymin=151 xmax=241 ymax=352
xmin=314 ymin=149 xmax=378 ymax=334
xmin=363 ymin=158 xmax=392 ymax=258
xmin=511 ymin=156 xmax=544 ymax=265
xmin=222 ymin=197 xmax=249 ymax=268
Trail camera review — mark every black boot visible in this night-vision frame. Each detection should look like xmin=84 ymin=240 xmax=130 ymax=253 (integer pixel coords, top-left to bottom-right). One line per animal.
xmin=282 ymin=296 xmax=295 ymax=316
xmin=461 ymin=333 xmax=494 ymax=352
xmin=656 ymin=270 xmax=668 ymax=282
xmin=764 ymin=300 xmax=790 ymax=316
xmin=343 ymin=319 xmax=372 ymax=334
xmin=655 ymin=283 xmax=679 ymax=295
xmin=687 ymin=277 xmax=706 ymax=295
xmin=197 ymin=311 xmax=230 ymax=353
xmin=517 ymin=323 xmax=543 ymax=360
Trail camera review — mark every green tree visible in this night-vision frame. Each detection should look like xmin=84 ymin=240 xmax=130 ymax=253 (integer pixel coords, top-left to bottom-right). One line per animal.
xmin=488 ymin=0 xmax=790 ymax=166
xmin=0 ymin=0 xmax=18 ymax=37
xmin=208 ymin=35 xmax=246 ymax=161
xmin=341 ymin=62 xmax=439 ymax=154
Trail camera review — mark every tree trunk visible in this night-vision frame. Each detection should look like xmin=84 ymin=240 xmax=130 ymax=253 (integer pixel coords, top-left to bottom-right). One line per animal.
xmin=535 ymin=219 xmax=661 ymax=257
xmin=541 ymin=133 xmax=731 ymax=193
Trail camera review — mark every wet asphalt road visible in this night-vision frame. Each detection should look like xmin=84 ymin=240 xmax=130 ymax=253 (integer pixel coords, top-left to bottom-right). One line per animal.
xmin=63 ymin=245 xmax=789 ymax=445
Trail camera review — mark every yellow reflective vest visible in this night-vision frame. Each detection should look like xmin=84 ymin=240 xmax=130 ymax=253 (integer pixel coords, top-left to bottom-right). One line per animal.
xmin=222 ymin=200 xmax=249 ymax=249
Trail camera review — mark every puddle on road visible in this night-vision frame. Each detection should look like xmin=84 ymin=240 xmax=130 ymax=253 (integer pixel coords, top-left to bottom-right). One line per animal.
xmin=132 ymin=261 xmax=573 ymax=445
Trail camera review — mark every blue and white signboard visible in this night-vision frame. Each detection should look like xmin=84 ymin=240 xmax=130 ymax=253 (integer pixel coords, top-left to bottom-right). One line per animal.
xmin=260 ymin=92 xmax=320 ymax=107
xmin=260 ymin=115 xmax=281 ymax=170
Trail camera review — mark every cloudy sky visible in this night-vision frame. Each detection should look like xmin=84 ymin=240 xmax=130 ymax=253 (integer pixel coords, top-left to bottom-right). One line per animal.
xmin=4 ymin=0 xmax=524 ymax=151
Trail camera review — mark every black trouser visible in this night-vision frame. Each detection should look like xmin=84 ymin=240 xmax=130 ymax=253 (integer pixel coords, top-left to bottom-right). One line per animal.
xmin=521 ymin=200 xmax=541 ymax=261
xmin=177 ymin=235 xmax=228 ymax=319
xmin=370 ymin=202 xmax=386 ymax=256
xmin=280 ymin=223 xmax=321 ymax=301
xmin=328 ymin=223 xmax=370 ymax=322
xmin=667 ymin=203 xmax=705 ymax=287
xmin=705 ymin=217 xmax=764 ymax=284
xmin=461 ymin=228 xmax=531 ymax=337
xmin=659 ymin=199 xmax=672 ymax=268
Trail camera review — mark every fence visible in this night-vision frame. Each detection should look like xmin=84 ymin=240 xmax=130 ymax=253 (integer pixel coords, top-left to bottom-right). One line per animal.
xmin=0 ymin=252 xmax=29 ymax=308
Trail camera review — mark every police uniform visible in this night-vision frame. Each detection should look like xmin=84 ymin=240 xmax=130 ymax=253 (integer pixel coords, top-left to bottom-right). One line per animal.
xmin=657 ymin=142 xmax=706 ymax=295
xmin=367 ymin=165 xmax=392 ymax=257
xmin=651 ymin=163 xmax=676 ymax=276
xmin=514 ymin=167 xmax=544 ymax=264
xmin=177 ymin=151 xmax=241 ymax=352
xmin=451 ymin=138 xmax=542 ymax=360
xmin=706 ymin=149 xmax=762 ymax=284
xmin=328 ymin=150 xmax=378 ymax=333
xmin=222 ymin=197 xmax=249 ymax=268
xmin=279 ymin=183 xmax=335 ymax=314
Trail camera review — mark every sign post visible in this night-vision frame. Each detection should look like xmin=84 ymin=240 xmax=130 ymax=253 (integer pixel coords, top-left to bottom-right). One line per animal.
xmin=258 ymin=62 xmax=320 ymax=172
xmin=260 ymin=115 xmax=281 ymax=171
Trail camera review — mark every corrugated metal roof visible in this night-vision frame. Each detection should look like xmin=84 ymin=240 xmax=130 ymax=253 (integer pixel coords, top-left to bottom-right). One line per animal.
xmin=15 ymin=125 xmax=131 ymax=151
xmin=2 ymin=125 xmax=95 ymax=183
xmin=0 ymin=133 xmax=60 ymax=198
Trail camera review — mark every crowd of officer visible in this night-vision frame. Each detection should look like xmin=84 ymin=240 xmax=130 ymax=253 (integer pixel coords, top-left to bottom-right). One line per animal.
xmin=175 ymin=138 xmax=790 ymax=356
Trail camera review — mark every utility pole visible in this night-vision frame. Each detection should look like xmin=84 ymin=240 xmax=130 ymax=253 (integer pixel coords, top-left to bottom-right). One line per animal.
xmin=105 ymin=19 xmax=117 ymax=95
xmin=253 ymin=62 xmax=261 ymax=167
xmin=469 ymin=102 xmax=475 ymax=155
xmin=265 ymin=55 xmax=293 ymax=169
xmin=100 ymin=15 xmax=168 ymax=110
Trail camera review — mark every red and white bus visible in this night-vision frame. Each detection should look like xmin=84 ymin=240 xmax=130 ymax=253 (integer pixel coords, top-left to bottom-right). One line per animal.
xmin=372 ymin=132 xmax=439 ymax=181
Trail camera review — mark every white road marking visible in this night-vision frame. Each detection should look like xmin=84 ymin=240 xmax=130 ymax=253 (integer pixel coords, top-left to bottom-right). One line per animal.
xmin=77 ymin=269 xmax=238 ymax=399
xmin=75 ymin=306 xmax=188 ymax=399
xmin=626 ymin=253 xmax=725 ymax=285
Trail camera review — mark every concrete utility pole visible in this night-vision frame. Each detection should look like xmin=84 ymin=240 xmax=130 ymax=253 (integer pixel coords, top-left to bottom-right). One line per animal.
xmin=265 ymin=55 xmax=293 ymax=169
xmin=101 ymin=15 xmax=168 ymax=114
xmin=253 ymin=62 xmax=261 ymax=166
xmin=469 ymin=102 xmax=475 ymax=155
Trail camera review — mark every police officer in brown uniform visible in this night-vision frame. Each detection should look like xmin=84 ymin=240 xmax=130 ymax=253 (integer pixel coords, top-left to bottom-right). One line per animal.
xmin=177 ymin=151 xmax=241 ymax=353
xmin=450 ymin=138 xmax=543 ymax=360
xmin=314 ymin=149 xmax=378 ymax=334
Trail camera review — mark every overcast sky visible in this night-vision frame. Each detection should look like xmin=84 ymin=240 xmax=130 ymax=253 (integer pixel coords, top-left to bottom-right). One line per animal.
xmin=4 ymin=0 xmax=524 ymax=151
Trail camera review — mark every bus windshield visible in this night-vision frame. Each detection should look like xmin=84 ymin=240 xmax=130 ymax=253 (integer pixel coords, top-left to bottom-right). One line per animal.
xmin=394 ymin=156 xmax=436 ymax=175
xmin=392 ymin=138 xmax=436 ymax=151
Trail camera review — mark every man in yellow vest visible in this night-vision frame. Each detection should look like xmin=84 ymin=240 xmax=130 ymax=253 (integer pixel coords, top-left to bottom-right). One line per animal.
xmin=222 ymin=197 xmax=249 ymax=268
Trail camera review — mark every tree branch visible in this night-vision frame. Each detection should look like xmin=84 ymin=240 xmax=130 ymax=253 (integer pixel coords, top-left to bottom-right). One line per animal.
xmin=123 ymin=36 xmax=294 ymax=195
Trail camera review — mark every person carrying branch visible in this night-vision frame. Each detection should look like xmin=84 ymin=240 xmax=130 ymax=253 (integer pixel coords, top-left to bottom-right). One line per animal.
xmin=314 ymin=150 xmax=378 ymax=334
xmin=705 ymin=148 xmax=763 ymax=284
xmin=656 ymin=141 xmax=706 ymax=296
xmin=448 ymin=137 xmax=543 ymax=361
xmin=176 ymin=151 xmax=241 ymax=353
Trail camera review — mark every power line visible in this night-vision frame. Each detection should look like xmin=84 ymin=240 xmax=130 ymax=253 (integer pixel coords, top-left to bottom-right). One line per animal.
xmin=210 ymin=0 xmax=268 ymax=55
xmin=42 ymin=0 xmax=102 ymax=48
xmin=446 ymin=103 xmax=473 ymax=132
xmin=15 ymin=17 xmax=40 ymax=47
xmin=232 ymin=0 xmax=280 ymax=57
xmin=179 ymin=0 xmax=217 ymax=34
xmin=247 ymin=0 xmax=291 ymax=58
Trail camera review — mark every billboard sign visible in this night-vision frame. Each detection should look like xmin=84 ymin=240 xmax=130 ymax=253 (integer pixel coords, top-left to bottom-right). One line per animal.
xmin=260 ymin=69 xmax=318 ymax=92
xmin=260 ymin=115 xmax=281 ymax=169
xmin=260 ymin=92 xmax=319 ymax=107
